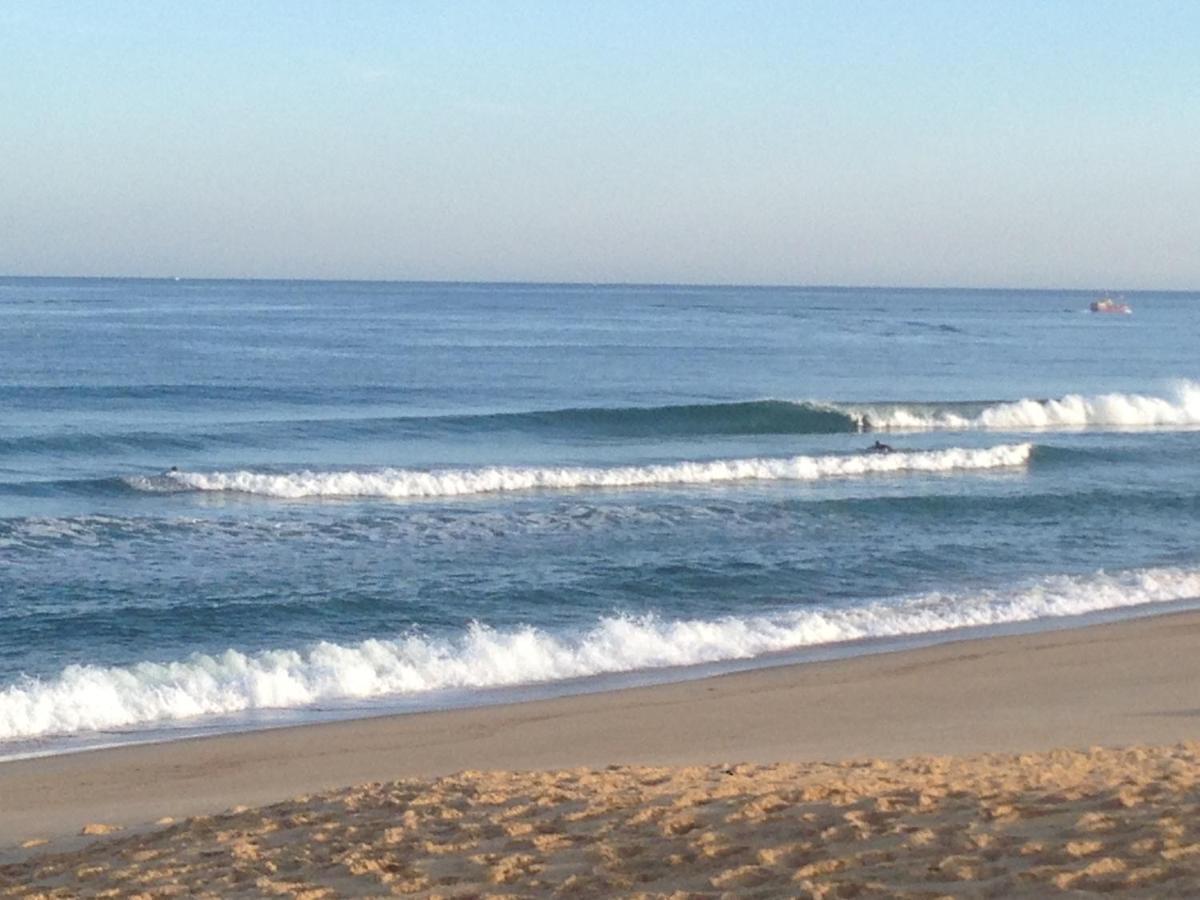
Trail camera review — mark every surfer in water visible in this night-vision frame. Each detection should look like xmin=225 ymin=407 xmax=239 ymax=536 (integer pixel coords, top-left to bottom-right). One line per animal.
xmin=869 ymin=440 xmax=894 ymax=454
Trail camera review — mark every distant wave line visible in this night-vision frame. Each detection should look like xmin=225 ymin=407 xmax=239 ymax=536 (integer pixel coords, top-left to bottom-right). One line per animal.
xmin=2 ymin=383 xmax=1198 ymax=459
xmin=124 ymin=444 xmax=1034 ymax=500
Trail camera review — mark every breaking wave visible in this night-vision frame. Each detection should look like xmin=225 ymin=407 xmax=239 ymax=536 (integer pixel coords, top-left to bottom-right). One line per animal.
xmin=852 ymin=381 xmax=1200 ymax=432
xmin=2 ymin=565 xmax=1198 ymax=742
xmin=126 ymin=444 xmax=1033 ymax=500
xmin=5 ymin=385 xmax=1198 ymax=463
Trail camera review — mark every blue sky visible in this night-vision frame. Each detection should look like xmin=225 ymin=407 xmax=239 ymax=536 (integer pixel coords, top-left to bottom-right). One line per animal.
xmin=2 ymin=1 xmax=1198 ymax=287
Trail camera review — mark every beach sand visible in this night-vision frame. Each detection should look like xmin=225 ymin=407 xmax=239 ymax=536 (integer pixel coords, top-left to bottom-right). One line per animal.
xmin=4 ymin=610 xmax=1200 ymax=895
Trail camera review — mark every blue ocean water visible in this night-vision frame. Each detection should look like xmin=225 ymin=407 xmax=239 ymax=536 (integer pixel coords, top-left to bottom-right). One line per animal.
xmin=2 ymin=278 xmax=1199 ymax=757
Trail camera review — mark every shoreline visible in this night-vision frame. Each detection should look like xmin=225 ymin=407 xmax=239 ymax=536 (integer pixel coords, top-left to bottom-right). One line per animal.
xmin=5 ymin=608 xmax=1200 ymax=855
xmin=8 ymin=592 xmax=1198 ymax=766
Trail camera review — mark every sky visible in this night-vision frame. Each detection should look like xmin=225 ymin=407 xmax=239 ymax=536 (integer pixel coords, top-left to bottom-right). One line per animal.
xmin=1 ymin=1 xmax=1198 ymax=288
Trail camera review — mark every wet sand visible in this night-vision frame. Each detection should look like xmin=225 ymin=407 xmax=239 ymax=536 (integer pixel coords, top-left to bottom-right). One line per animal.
xmin=4 ymin=610 xmax=1200 ymax=895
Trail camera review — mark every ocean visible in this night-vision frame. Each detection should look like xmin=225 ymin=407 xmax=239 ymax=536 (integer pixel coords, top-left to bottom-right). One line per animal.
xmin=1 ymin=278 xmax=1198 ymax=759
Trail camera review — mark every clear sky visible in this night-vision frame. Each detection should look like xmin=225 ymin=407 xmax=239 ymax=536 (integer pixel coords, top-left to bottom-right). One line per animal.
xmin=2 ymin=1 xmax=1198 ymax=288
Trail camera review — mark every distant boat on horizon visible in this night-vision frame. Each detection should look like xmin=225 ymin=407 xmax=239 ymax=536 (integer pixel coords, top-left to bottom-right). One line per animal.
xmin=1090 ymin=296 xmax=1131 ymax=314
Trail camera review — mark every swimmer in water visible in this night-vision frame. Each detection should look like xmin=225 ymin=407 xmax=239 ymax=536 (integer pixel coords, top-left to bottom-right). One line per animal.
xmin=870 ymin=440 xmax=893 ymax=453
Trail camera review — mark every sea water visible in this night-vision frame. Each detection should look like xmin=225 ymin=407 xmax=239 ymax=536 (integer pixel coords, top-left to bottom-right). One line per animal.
xmin=1 ymin=279 xmax=1198 ymax=757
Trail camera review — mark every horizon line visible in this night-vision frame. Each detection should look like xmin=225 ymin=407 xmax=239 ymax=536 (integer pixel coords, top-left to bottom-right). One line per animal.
xmin=0 ymin=273 xmax=1192 ymax=295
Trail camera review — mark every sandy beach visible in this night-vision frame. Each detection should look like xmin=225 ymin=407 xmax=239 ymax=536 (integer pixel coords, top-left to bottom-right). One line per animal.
xmin=4 ymin=609 xmax=1200 ymax=895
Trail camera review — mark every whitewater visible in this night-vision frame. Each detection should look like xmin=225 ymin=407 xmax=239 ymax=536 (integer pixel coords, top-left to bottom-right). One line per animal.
xmin=848 ymin=381 xmax=1200 ymax=432
xmin=2 ymin=278 xmax=1199 ymax=755
xmin=134 ymin=443 xmax=1033 ymax=500
xmin=3 ymin=565 xmax=1198 ymax=743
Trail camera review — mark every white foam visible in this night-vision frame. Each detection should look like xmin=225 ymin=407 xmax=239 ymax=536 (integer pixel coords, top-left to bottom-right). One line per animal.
xmin=128 ymin=444 xmax=1032 ymax=500
xmin=2 ymin=565 xmax=1198 ymax=742
xmin=853 ymin=381 xmax=1200 ymax=432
